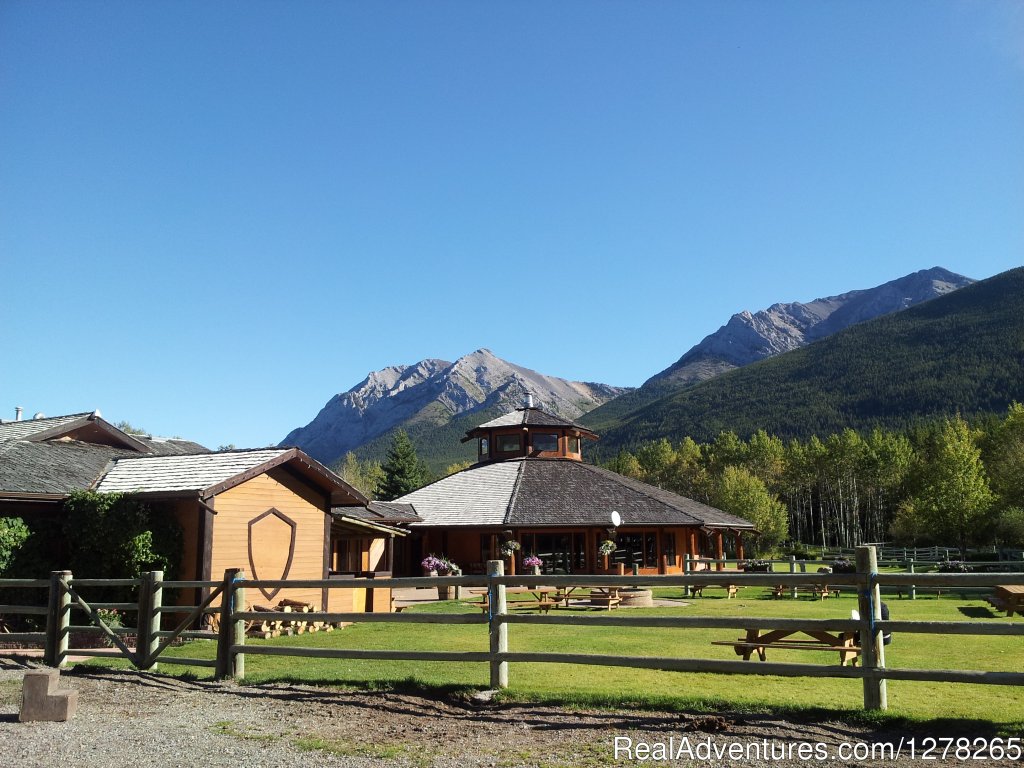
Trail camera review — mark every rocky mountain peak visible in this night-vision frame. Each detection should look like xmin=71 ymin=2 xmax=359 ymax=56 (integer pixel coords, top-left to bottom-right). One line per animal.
xmin=281 ymin=350 xmax=628 ymax=467
xmin=647 ymin=267 xmax=974 ymax=388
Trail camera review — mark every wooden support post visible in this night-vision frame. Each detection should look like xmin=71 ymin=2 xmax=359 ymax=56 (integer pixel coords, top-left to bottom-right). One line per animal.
xmin=44 ymin=570 xmax=72 ymax=669
xmin=856 ymin=546 xmax=887 ymax=710
xmin=136 ymin=570 xmax=163 ymax=671
xmin=487 ymin=559 xmax=508 ymax=689
xmin=683 ymin=555 xmax=691 ymax=597
xmin=214 ymin=568 xmax=242 ymax=681
xmin=789 ymin=556 xmax=798 ymax=600
xmin=233 ymin=571 xmax=246 ymax=680
xmin=908 ymin=558 xmax=916 ymax=600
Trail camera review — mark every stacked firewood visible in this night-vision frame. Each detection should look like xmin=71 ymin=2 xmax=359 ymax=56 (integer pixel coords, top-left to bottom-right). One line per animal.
xmin=246 ymin=598 xmax=339 ymax=638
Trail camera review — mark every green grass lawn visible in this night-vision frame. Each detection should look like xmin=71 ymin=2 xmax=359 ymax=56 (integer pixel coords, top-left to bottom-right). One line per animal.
xmin=85 ymin=586 xmax=1024 ymax=727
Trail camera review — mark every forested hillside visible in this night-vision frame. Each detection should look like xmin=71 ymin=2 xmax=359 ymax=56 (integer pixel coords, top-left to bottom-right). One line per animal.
xmin=605 ymin=406 xmax=1024 ymax=553
xmin=590 ymin=267 xmax=1024 ymax=456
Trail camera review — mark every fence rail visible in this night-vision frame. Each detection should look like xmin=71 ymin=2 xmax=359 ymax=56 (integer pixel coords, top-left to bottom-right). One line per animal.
xmin=0 ymin=546 xmax=1022 ymax=712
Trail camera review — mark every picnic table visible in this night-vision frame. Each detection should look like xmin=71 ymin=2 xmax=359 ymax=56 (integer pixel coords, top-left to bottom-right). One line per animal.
xmin=690 ymin=582 xmax=738 ymax=599
xmin=554 ymin=586 xmax=622 ymax=610
xmin=712 ymin=627 xmax=860 ymax=666
xmin=768 ymin=584 xmax=840 ymax=600
xmin=468 ymin=587 xmax=558 ymax=613
xmin=990 ymin=585 xmax=1024 ymax=617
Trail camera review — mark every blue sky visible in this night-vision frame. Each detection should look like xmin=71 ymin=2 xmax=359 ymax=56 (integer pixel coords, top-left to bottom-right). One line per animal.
xmin=2 ymin=1 xmax=1022 ymax=450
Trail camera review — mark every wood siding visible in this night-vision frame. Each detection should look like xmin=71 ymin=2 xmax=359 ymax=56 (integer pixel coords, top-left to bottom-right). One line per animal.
xmin=212 ymin=469 xmax=328 ymax=609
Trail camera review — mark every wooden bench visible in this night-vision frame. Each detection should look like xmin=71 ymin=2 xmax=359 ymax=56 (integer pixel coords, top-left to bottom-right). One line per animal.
xmin=713 ymin=628 xmax=860 ymax=666
xmin=712 ymin=638 xmax=861 ymax=665
xmin=475 ymin=599 xmax=558 ymax=614
xmin=991 ymin=585 xmax=1024 ymax=617
xmin=586 ymin=595 xmax=621 ymax=610
xmin=691 ymin=583 xmax=738 ymax=599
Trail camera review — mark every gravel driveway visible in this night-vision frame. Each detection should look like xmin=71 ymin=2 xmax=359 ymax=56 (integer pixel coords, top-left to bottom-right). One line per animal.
xmin=0 ymin=657 xmax=1017 ymax=767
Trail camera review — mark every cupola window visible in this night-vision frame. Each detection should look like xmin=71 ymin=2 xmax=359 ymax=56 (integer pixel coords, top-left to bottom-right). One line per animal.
xmin=479 ymin=437 xmax=489 ymax=459
xmin=496 ymin=434 xmax=522 ymax=453
xmin=567 ymin=436 xmax=581 ymax=454
xmin=532 ymin=433 xmax=558 ymax=452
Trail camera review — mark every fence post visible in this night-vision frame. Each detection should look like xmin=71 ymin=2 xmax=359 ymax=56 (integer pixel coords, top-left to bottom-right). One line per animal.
xmin=856 ymin=545 xmax=887 ymax=710
xmin=789 ymin=556 xmax=798 ymax=599
xmin=908 ymin=558 xmax=916 ymax=601
xmin=44 ymin=570 xmax=72 ymax=668
xmin=214 ymin=568 xmax=242 ymax=681
xmin=136 ymin=570 xmax=163 ymax=671
xmin=487 ymin=559 xmax=508 ymax=689
xmin=233 ymin=571 xmax=246 ymax=681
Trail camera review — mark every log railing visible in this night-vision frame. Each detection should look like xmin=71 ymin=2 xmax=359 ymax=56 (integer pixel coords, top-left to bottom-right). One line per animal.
xmin=1 ymin=546 xmax=1021 ymax=712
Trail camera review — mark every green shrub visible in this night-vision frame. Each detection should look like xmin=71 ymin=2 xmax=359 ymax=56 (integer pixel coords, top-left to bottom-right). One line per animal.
xmin=0 ymin=518 xmax=30 ymax=575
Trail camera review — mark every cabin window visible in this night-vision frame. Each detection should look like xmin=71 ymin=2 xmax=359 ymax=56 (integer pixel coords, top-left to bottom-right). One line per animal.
xmin=532 ymin=433 xmax=558 ymax=452
xmin=567 ymin=436 xmax=581 ymax=454
xmin=479 ymin=437 xmax=489 ymax=459
xmin=518 ymin=532 xmax=586 ymax=573
xmin=612 ymin=532 xmax=659 ymax=569
xmin=496 ymin=434 xmax=521 ymax=453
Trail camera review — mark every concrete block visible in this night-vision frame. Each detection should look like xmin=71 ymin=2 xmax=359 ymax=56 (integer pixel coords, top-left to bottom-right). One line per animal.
xmin=19 ymin=669 xmax=77 ymax=722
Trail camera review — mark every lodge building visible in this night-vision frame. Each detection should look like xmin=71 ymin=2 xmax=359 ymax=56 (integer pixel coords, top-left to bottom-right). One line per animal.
xmin=391 ymin=400 xmax=756 ymax=575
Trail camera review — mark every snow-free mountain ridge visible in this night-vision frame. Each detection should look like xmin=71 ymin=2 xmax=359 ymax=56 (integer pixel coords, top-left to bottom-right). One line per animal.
xmin=281 ymin=349 xmax=627 ymax=467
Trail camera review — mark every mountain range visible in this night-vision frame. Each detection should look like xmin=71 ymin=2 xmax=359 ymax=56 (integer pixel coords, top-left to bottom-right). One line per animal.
xmin=281 ymin=266 xmax=998 ymax=472
xmin=587 ymin=266 xmax=1023 ymax=455
xmin=281 ymin=349 xmax=627 ymax=469
xmin=582 ymin=267 xmax=973 ymax=432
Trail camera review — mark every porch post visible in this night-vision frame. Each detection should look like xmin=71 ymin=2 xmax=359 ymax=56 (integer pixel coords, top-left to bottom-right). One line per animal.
xmin=715 ymin=532 xmax=724 ymax=570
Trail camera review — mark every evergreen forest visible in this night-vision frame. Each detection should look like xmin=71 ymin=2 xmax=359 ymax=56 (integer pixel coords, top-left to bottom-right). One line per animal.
xmin=604 ymin=404 xmax=1024 ymax=555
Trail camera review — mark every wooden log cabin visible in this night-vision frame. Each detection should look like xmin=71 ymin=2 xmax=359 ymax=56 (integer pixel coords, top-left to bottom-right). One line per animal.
xmin=392 ymin=400 xmax=756 ymax=576
xmin=0 ymin=411 xmax=404 ymax=615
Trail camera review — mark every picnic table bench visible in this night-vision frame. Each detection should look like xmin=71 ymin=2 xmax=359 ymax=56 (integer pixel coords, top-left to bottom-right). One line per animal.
xmin=690 ymin=583 xmax=738 ymax=599
xmin=767 ymin=584 xmax=840 ymax=600
xmin=989 ymin=585 xmax=1024 ymax=617
xmin=468 ymin=587 xmax=558 ymax=614
xmin=553 ymin=586 xmax=621 ymax=610
xmin=712 ymin=627 xmax=860 ymax=666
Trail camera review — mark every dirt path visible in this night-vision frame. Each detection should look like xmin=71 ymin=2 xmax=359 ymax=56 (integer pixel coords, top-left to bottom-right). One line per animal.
xmin=0 ymin=658 xmax=1018 ymax=767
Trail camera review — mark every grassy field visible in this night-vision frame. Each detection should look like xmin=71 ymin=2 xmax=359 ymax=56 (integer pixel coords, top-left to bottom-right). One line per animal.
xmin=83 ymin=584 xmax=1024 ymax=728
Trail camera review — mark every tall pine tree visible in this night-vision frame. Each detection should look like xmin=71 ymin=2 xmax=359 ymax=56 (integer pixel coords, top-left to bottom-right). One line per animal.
xmin=376 ymin=430 xmax=429 ymax=501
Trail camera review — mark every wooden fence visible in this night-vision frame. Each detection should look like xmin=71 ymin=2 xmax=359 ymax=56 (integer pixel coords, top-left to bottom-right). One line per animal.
xmin=2 ymin=546 xmax=1022 ymax=712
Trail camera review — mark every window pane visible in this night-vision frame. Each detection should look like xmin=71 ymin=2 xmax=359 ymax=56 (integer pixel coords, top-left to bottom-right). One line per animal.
xmin=479 ymin=437 xmax=489 ymax=458
xmin=496 ymin=434 xmax=521 ymax=452
xmin=532 ymin=433 xmax=558 ymax=452
xmin=567 ymin=436 xmax=581 ymax=454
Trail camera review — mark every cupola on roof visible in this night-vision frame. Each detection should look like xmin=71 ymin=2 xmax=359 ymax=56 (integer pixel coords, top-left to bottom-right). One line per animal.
xmin=461 ymin=397 xmax=598 ymax=463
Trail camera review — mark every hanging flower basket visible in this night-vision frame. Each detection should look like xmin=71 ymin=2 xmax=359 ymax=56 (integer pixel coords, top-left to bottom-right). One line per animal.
xmin=500 ymin=540 xmax=521 ymax=558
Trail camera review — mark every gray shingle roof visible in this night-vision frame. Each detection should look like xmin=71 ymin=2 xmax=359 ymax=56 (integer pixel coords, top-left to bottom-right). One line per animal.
xmin=0 ymin=440 xmax=126 ymax=494
xmin=398 ymin=461 xmax=522 ymax=526
xmin=401 ymin=458 xmax=754 ymax=530
xmin=474 ymin=407 xmax=583 ymax=430
xmin=0 ymin=413 xmax=94 ymax=442
xmin=510 ymin=461 xmax=754 ymax=528
xmin=0 ymin=433 xmax=211 ymax=495
xmin=96 ymin=449 xmax=287 ymax=494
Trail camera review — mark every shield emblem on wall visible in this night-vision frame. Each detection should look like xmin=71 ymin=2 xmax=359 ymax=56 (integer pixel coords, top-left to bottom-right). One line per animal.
xmin=248 ymin=508 xmax=297 ymax=601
